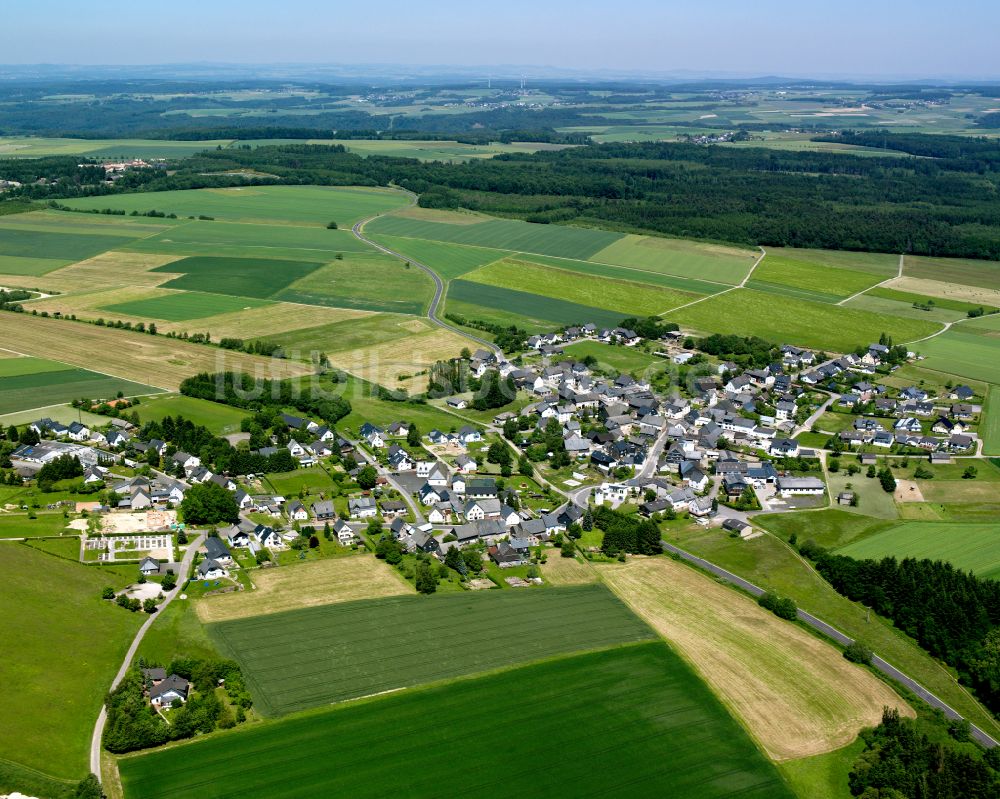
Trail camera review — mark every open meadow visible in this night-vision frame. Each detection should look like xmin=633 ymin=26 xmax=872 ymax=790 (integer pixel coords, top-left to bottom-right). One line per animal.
xmin=0 ymin=545 xmax=141 ymax=781
xmin=133 ymin=395 xmax=248 ymax=435
xmin=601 ymin=557 xmax=909 ymax=761
xmin=117 ymin=643 xmax=794 ymax=799
xmin=747 ymin=251 xmax=888 ymax=304
xmin=208 ymin=584 xmax=656 ymax=716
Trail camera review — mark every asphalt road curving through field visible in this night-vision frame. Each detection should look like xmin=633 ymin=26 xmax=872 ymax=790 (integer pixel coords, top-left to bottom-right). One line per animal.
xmin=350 ymin=191 xmax=502 ymax=359
xmin=660 ymin=540 xmax=999 ymax=750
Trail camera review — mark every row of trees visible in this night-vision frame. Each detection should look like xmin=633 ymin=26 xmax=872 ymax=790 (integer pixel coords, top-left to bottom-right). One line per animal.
xmin=801 ymin=542 xmax=1000 ymax=714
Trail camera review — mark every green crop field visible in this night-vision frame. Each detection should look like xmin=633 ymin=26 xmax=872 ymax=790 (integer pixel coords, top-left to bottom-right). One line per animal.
xmin=748 ymin=254 xmax=883 ymax=303
xmin=150 ymin=256 xmax=323 ymax=299
xmin=134 ymin=395 xmax=248 ymax=435
xmin=524 ymin=252 xmax=725 ymax=294
xmin=209 ymin=584 xmax=656 ymax=716
xmin=274 ymin=313 xmax=416 ymax=354
xmin=125 ymin=219 xmax=375 ymax=260
xmin=366 ymin=234 xmax=509 ymax=279
xmin=666 ymin=288 xmax=941 ymax=352
xmin=0 ymin=227 xmax=135 ymax=273
xmin=589 ymin=234 xmax=758 ymax=284
xmin=984 ymin=386 xmax=1000 ymax=456
xmin=0 ymin=136 xmax=231 ymax=159
xmin=766 ymin=247 xmax=900 ymax=278
xmin=837 ymin=522 xmax=1000 ymax=580
xmin=103 ymin=291 xmax=273 ymax=321
xmin=0 ymin=545 xmax=141 ymax=781
xmin=905 ymin=255 xmax=1000 ymax=291
xmin=918 ymin=326 xmax=1000 ymax=384
xmin=62 ymin=186 xmax=412 ymax=228
xmin=118 ymin=643 xmax=793 ymax=799
xmin=0 ymin=356 xmax=163 ymax=414
xmin=464 ymin=258 xmax=698 ymax=315
xmin=278 ymin=253 xmax=434 ymax=314
xmin=366 ymin=214 xmax=623 ymax=260
xmin=448 ymin=280 xmax=627 ymax=329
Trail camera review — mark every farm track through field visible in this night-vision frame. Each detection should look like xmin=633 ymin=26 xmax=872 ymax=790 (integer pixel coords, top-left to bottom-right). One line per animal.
xmin=836 ymin=252 xmax=904 ymax=306
xmin=657 ymin=246 xmax=766 ymax=317
xmin=350 ymin=191 xmax=502 ymax=358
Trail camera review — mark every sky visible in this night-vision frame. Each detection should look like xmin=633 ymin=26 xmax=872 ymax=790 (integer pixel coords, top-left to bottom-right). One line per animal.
xmin=5 ymin=0 xmax=1000 ymax=80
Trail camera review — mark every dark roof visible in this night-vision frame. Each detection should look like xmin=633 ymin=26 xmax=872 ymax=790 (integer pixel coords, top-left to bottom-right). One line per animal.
xmin=204 ymin=537 xmax=231 ymax=560
xmin=150 ymin=674 xmax=189 ymax=701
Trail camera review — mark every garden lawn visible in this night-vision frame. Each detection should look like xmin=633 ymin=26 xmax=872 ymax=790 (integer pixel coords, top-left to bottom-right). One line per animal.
xmin=150 ymin=256 xmax=324 ymax=299
xmin=666 ymin=288 xmax=940 ymax=352
xmin=63 ymin=186 xmax=411 ymax=228
xmin=118 ymin=643 xmax=794 ymax=799
xmin=837 ymin=522 xmax=1000 ymax=580
xmin=208 ymin=584 xmax=655 ymax=716
xmin=103 ymin=291 xmax=272 ymax=321
xmin=464 ymin=257 xmax=697 ymax=315
xmin=0 ymin=544 xmax=141 ymax=780
xmin=263 ymin=466 xmax=337 ymax=497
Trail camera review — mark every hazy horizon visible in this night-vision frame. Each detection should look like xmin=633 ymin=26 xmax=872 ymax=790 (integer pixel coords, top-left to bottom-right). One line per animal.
xmin=5 ymin=0 xmax=1000 ymax=81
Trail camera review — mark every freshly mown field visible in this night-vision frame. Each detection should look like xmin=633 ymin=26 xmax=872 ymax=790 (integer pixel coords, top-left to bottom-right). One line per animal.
xmin=904 ymin=255 xmax=1000 ymax=291
xmin=666 ymin=288 xmax=941 ymax=351
xmin=118 ymin=643 xmax=794 ymax=799
xmin=0 ymin=544 xmax=140 ymax=780
xmin=278 ymin=253 xmax=434 ymax=314
xmin=844 ymin=293 xmax=970 ymax=324
xmin=918 ymin=326 xmax=1000 ymax=384
xmin=0 ymin=355 xmax=162 ymax=414
xmin=601 ymin=558 xmax=909 ymax=761
xmin=104 ymin=291 xmax=272 ymax=321
xmin=366 ymin=234 xmax=509 ymax=280
xmin=366 ymin=213 xmax=623 ymax=260
xmin=208 ymin=584 xmax=656 ymax=716
xmin=463 ymin=258 xmax=698 ymax=315
xmin=273 ymin=312 xmax=421 ymax=354
xmin=748 ymin=254 xmax=884 ymax=303
xmin=150 ymin=255 xmax=324 ymax=299
xmin=134 ymin=395 xmax=248 ymax=435
xmin=867 ymin=286 xmax=997 ymax=315
xmin=837 ymin=521 xmax=1000 ymax=580
xmin=0 ymin=313 xmax=312 ymax=391
xmin=588 ymin=234 xmax=757 ymax=284
xmin=447 ymin=280 xmax=627 ymax=329
xmin=62 ymin=186 xmax=412 ymax=228
xmin=196 ymin=555 xmax=412 ymax=624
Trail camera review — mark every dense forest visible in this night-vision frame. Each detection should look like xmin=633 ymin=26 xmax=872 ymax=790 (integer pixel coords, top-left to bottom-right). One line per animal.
xmin=18 ymin=138 xmax=997 ymax=259
xmin=800 ymin=542 xmax=1000 ymax=715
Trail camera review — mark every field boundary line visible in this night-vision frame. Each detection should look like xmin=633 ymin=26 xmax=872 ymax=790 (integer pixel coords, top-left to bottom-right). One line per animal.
xmin=737 ymin=246 xmax=767 ymax=288
xmin=367 ymin=229 xmax=743 ymax=291
xmin=835 ymin=251 xmax=906 ymax=306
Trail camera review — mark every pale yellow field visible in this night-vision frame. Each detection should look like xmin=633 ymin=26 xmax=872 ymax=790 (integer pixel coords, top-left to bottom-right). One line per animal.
xmin=195 ymin=555 xmax=413 ymax=623
xmin=540 ymin=554 xmax=599 ymax=585
xmin=0 ymin=312 xmax=312 ymax=390
xmin=158 ymin=302 xmax=372 ymax=340
xmin=601 ymin=557 xmax=911 ymax=761
xmin=37 ymin=251 xmax=185 ymax=291
xmin=325 ymin=326 xmax=469 ymax=388
xmin=887 ymin=276 xmax=1000 ymax=307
